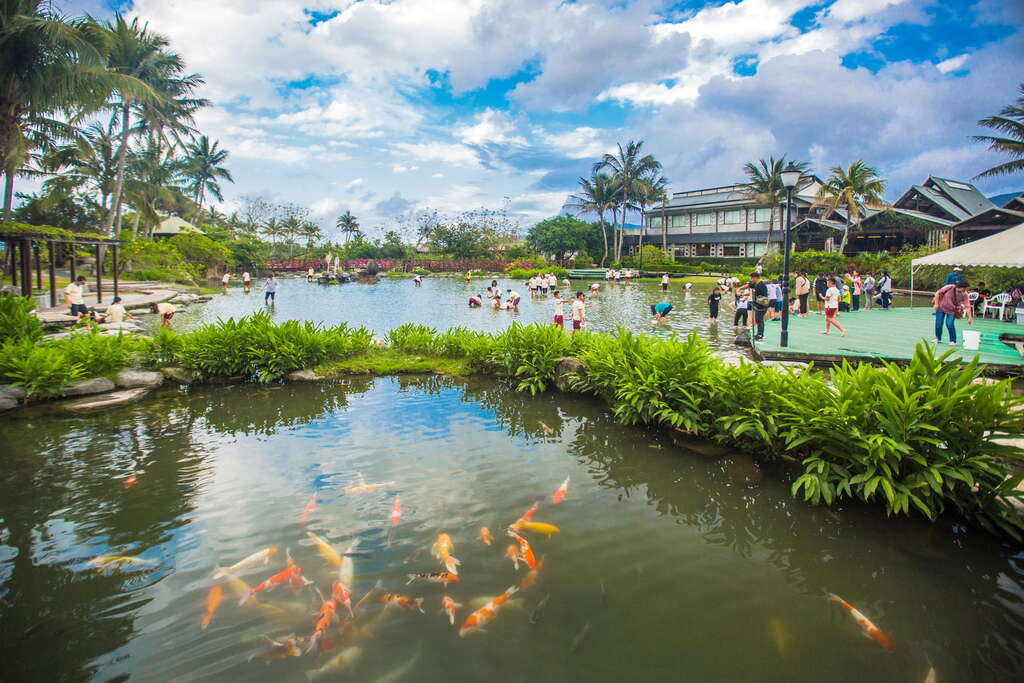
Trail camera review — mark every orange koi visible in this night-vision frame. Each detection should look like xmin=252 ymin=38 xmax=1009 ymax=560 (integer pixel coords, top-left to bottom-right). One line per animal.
xmin=828 ymin=593 xmax=894 ymax=652
xmin=551 ymin=476 xmax=570 ymax=504
xmin=381 ymin=593 xmax=425 ymax=613
xmin=239 ymin=566 xmax=301 ymax=605
xmin=519 ymin=556 xmax=545 ymax=592
xmin=390 ymin=496 xmax=402 ymax=526
xmin=517 ymin=502 xmax=538 ymax=524
xmin=200 ymin=584 xmax=222 ymax=629
xmin=459 ymin=585 xmax=518 ymax=636
xmin=308 ymin=597 xmax=339 ymax=652
xmin=505 ymin=544 xmax=521 ymax=571
xmin=441 ymin=595 xmax=461 ymax=625
xmin=508 ymin=530 xmax=536 ymax=569
xmin=331 ymin=581 xmax=355 ymax=618
xmin=478 ymin=527 xmax=493 ymax=545
xmin=407 ymin=571 xmax=460 ymax=587
xmin=299 ymin=493 xmax=316 ymax=523
xmin=430 ymin=533 xmax=460 ymax=574
xmin=345 ymin=481 xmax=395 ymax=495
xmin=123 ymin=474 xmax=137 ymax=488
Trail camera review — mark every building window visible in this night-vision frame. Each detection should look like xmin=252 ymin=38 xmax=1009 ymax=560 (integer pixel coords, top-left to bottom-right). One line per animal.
xmin=753 ymin=208 xmax=771 ymax=223
xmin=695 ymin=212 xmax=712 ymax=226
xmin=694 ymin=243 xmax=711 ymax=256
xmin=648 ymin=216 xmax=663 ymax=229
xmin=722 ymin=245 xmax=741 ymax=257
xmin=671 ymin=214 xmax=686 ymax=228
xmin=722 ymin=210 xmax=742 ymax=224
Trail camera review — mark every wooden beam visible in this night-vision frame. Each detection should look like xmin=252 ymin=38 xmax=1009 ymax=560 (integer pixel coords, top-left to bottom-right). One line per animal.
xmin=47 ymin=241 xmax=57 ymax=307
xmin=112 ymin=244 xmax=119 ymax=298
xmin=9 ymin=240 xmax=17 ymax=288
xmin=95 ymin=244 xmax=103 ymax=304
xmin=34 ymin=244 xmax=42 ymax=289
xmin=69 ymin=243 xmax=76 ymax=283
xmin=20 ymin=239 xmax=32 ymax=297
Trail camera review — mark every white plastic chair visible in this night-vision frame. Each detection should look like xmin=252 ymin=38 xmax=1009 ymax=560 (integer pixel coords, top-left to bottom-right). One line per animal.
xmin=981 ymin=292 xmax=1011 ymax=320
xmin=968 ymin=291 xmax=979 ymax=313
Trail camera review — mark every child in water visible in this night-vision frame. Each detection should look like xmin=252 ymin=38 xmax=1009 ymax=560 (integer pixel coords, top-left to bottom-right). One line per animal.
xmin=707 ymin=287 xmax=722 ymax=322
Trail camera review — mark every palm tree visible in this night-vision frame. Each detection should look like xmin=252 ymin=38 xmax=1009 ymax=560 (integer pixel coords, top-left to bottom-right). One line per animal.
xmin=973 ymin=83 xmax=1024 ymax=179
xmin=567 ymin=172 xmax=617 ymax=266
xmin=123 ymin=138 xmax=189 ymax=237
xmin=741 ymin=156 xmax=811 ymax=255
xmin=636 ymin=172 xmax=668 ymax=261
xmin=0 ymin=1 xmax=143 ymax=219
xmin=594 ymin=140 xmax=662 ymax=263
xmin=261 ymin=217 xmax=284 ymax=244
xmin=42 ymin=120 xmax=119 ymax=214
xmin=813 ymin=161 xmax=887 ymax=254
xmin=300 ymin=221 xmax=322 ymax=249
xmin=335 ymin=210 xmax=360 ymax=243
xmin=182 ymin=135 xmax=232 ymax=208
xmin=100 ymin=15 xmax=200 ymax=235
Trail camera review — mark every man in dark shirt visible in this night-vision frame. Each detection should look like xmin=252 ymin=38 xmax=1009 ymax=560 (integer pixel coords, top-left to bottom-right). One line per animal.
xmin=749 ymin=272 xmax=769 ymax=341
xmin=944 ymin=267 xmax=964 ymax=286
xmin=813 ymin=272 xmax=828 ymax=315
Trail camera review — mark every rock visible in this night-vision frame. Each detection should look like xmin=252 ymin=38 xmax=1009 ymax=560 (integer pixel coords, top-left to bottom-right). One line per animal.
xmin=0 ymin=396 xmax=17 ymax=412
xmin=115 ymin=369 xmax=165 ymax=389
xmin=206 ymin=375 xmax=245 ymax=385
xmin=0 ymin=384 xmax=26 ymax=401
xmin=196 ymin=295 xmax=213 ymax=302
xmin=170 ymin=293 xmax=199 ymax=304
xmin=371 ymin=336 xmax=388 ymax=349
xmin=98 ymin=322 xmax=141 ymax=332
xmin=61 ymin=387 xmax=150 ymax=414
xmin=62 ymin=377 xmax=116 ymax=397
xmin=161 ymin=367 xmax=196 ymax=384
xmin=286 ymin=369 xmax=321 ymax=382
xmin=553 ymin=357 xmax=586 ymax=392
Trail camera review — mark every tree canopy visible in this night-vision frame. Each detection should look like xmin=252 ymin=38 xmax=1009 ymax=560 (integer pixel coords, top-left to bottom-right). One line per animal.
xmin=526 ymin=215 xmax=602 ymax=261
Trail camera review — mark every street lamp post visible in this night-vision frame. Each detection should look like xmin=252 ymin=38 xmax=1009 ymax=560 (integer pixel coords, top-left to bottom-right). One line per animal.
xmin=779 ymin=162 xmax=802 ymax=348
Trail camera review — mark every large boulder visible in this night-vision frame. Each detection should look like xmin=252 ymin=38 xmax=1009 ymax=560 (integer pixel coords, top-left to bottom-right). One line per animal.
xmin=170 ymin=293 xmax=200 ymax=304
xmin=0 ymin=384 xmax=26 ymax=402
xmin=286 ymin=369 xmax=321 ymax=382
xmin=0 ymin=396 xmax=17 ymax=412
xmin=115 ymin=369 xmax=165 ymax=389
xmin=62 ymin=377 xmax=115 ymax=397
xmin=553 ymin=357 xmax=586 ymax=392
xmin=61 ymin=387 xmax=150 ymax=414
xmin=161 ymin=367 xmax=196 ymax=384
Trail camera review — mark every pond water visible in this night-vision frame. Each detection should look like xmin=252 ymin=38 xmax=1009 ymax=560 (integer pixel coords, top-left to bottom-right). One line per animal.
xmin=2 ymin=376 xmax=1023 ymax=682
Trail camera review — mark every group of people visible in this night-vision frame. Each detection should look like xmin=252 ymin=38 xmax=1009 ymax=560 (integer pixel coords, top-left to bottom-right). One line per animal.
xmin=62 ymin=275 xmax=177 ymax=328
xmin=604 ymin=269 xmax=636 ymax=282
xmin=466 ymin=277 xmax=591 ymax=332
xmin=221 ymin=271 xmax=254 ymax=293
xmin=468 ymin=281 xmax=523 ymax=310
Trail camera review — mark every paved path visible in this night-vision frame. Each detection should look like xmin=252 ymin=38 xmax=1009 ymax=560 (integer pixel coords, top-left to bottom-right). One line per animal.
xmin=37 ymin=289 xmax=178 ymax=324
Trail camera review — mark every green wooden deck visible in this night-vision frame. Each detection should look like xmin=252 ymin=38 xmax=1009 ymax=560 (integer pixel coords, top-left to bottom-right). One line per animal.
xmin=753 ymin=307 xmax=1024 ymax=373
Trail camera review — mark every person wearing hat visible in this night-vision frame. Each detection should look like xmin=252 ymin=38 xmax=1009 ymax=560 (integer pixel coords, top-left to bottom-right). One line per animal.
xmin=945 ymin=266 xmax=964 ymax=286
xmin=63 ymin=275 xmax=89 ymax=319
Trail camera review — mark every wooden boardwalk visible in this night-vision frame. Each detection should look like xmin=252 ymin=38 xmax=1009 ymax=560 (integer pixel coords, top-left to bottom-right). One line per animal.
xmin=754 ymin=306 xmax=1024 ymax=374
xmin=36 ymin=289 xmax=178 ymax=325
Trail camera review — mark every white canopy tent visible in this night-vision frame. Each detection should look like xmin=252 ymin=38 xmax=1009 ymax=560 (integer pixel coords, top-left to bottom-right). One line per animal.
xmin=909 ymin=222 xmax=1024 ymax=306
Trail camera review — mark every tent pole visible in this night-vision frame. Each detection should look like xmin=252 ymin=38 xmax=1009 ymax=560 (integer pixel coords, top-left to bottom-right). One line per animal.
xmin=910 ymin=265 xmax=915 ymax=309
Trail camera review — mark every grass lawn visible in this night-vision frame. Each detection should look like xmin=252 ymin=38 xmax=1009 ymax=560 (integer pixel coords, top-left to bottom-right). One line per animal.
xmin=318 ymin=349 xmax=474 ymax=376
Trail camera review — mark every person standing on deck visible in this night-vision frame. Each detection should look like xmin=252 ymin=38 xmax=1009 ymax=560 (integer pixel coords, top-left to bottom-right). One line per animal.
xmin=261 ymin=274 xmax=279 ymax=305
xmin=813 ymin=272 xmax=828 ymax=315
xmin=64 ymin=275 xmax=89 ymax=319
xmin=862 ymin=272 xmax=875 ymax=310
xmin=821 ymin=278 xmax=847 ymax=337
xmin=846 ymin=271 xmax=862 ymax=311
xmin=932 ymin=279 xmax=973 ymax=346
xmin=795 ymin=272 xmax=810 ymax=317
xmin=748 ymin=271 xmax=769 ymax=341
xmin=877 ymin=271 xmax=893 ymax=309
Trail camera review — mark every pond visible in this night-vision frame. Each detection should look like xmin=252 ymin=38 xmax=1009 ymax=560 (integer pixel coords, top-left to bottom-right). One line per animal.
xmin=2 ymin=376 xmax=1023 ymax=681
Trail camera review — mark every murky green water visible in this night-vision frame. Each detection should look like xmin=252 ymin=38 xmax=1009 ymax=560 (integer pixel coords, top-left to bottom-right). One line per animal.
xmin=2 ymin=376 xmax=1023 ymax=682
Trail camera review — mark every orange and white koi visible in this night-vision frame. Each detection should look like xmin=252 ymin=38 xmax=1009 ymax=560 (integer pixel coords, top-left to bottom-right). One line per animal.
xmin=519 ymin=556 xmax=545 ymax=592
xmin=459 ymin=585 xmax=518 ymax=637
xmin=299 ymin=493 xmax=316 ymax=523
xmin=478 ymin=527 xmax=493 ymax=545
xmin=345 ymin=481 xmax=395 ymax=495
xmin=331 ymin=581 xmax=355 ymax=618
xmin=213 ymin=547 xmax=277 ymax=579
xmin=508 ymin=530 xmax=537 ymax=569
xmin=828 ymin=593 xmax=894 ymax=652
xmin=517 ymin=502 xmax=538 ymax=524
xmin=551 ymin=476 xmax=570 ymax=504
xmin=252 ymin=634 xmax=301 ymax=663
xmin=440 ymin=595 xmax=461 ymax=625
xmin=308 ymin=596 xmax=339 ymax=653
xmin=505 ymin=544 xmax=521 ymax=570
xmin=407 ymin=571 xmax=460 ymax=587
xmin=510 ymin=521 xmax=561 ymax=536
xmin=239 ymin=566 xmax=301 ymax=605
xmin=305 ymin=646 xmax=363 ymax=681
xmin=123 ymin=474 xmax=138 ymax=488
xmin=88 ymin=555 xmax=155 ymax=573
xmin=430 ymin=533 xmax=460 ymax=574
xmin=390 ymin=496 xmax=402 ymax=526
xmin=380 ymin=592 xmax=425 ymax=613
xmin=200 ymin=585 xmax=222 ymax=629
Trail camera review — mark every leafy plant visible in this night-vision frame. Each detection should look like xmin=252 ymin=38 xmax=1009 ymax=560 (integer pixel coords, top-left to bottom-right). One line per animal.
xmin=0 ymin=294 xmax=43 ymax=343
xmin=0 ymin=339 xmax=85 ymax=398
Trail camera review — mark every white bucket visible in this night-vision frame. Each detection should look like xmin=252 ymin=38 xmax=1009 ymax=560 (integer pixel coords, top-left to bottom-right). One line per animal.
xmin=962 ymin=330 xmax=981 ymax=350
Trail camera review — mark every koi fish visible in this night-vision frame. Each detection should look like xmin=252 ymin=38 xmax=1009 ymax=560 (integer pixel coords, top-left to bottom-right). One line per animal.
xmin=307 ymin=532 xmax=343 ymax=568
xmin=510 ymin=521 xmax=561 ymax=536
xmin=88 ymin=556 xmax=155 ymax=573
xmin=828 ymin=593 xmax=894 ymax=652
xmin=551 ymin=476 xmax=570 ymax=504
xmin=540 ymin=421 xmax=554 ymax=435
xmin=390 ymin=496 xmax=402 ymax=526
xmin=478 ymin=527 xmax=493 ymax=546
xmin=769 ymin=618 xmax=787 ymax=656
xmin=570 ymin=622 xmax=590 ymax=652
xmin=380 ymin=593 xmax=425 ymax=612
xmin=252 ymin=634 xmax=301 ymax=663
xmin=430 ymin=533 xmax=460 ymax=574
xmin=530 ymin=593 xmax=550 ymax=625
xmin=213 ymin=547 xmax=277 ymax=579
xmin=366 ymin=648 xmax=420 ymax=683
xmin=331 ymin=581 xmax=355 ymax=618
xmin=519 ymin=556 xmax=545 ymax=591
xmin=123 ymin=474 xmax=137 ymax=488
xmin=200 ymin=585 xmax=222 ymax=629
xmin=441 ymin=595 xmax=461 ymax=625
xmin=339 ymin=539 xmax=359 ymax=589
xmin=299 ymin=493 xmax=316 ymax=523
xmin=407 ymin=571 xmax=460 ymax=586
xmin=517 ymin=502 xmax=538 ymax=524
xmin=508 ymin=530 xmax=537 ymax=569
xmin=459 ymin=585 xmax=518 ymax=637
xmin=306 ymin=647 xmax=363 ymax=682
xmin=239 ymin=566 xmax=301 ymax=605
xmin=308 ymin=597 xmax=339 ymax=653
xmin=505 ymin=544 xmax=521 ymax=570
xmin=345 ymin=481 xmax=395 ymax=495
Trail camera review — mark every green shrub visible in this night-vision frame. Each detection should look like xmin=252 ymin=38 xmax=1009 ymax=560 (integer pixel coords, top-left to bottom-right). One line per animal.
xmin=0 ymin=340 xmax=86 ymax=397
xmin=574 ymin=251 xmax=595 ymax=267
xmin=58 ymin=330 xmax=146 ymax=377
xmin=0 ymin=294 xmax=43 ymax=343
xmin=387 ymin=323 xmax=441 ymax=355
xmin=505 ymin=266 xmax=569 ymax=280
xmin=139 ymin=327 xmax=184 ymax=368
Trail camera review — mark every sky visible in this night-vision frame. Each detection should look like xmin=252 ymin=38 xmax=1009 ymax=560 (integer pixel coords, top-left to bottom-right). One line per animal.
xmin=61 ymin=0 xmax=1024 ymax=240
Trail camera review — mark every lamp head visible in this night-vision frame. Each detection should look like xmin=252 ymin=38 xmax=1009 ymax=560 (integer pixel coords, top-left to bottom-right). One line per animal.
xmin=781 ymin=162 xmax=802 ymax=190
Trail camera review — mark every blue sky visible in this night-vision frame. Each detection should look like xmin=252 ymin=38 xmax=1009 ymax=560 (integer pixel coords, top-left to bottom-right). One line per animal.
xmin=63 ymin=0 xmax=1024 ymax=240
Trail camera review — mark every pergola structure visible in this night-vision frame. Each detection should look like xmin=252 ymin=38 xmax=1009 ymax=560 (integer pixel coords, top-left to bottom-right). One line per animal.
xmin=0 ymin=223 xmax=121 ymax=307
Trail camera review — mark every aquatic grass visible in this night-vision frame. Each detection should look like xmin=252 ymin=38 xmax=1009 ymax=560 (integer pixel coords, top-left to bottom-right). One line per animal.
xmin=319 ymin=349 xmax=473 ymax=376
xmin=0 ymin=339 xmax=86 ymax=398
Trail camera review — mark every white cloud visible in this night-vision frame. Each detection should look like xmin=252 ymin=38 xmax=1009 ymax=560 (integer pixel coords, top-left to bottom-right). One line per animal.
xmin=392 ymin=165 xmax=419 ymax=173
xmin=456 ymin=109 xmax=527 ymax=146
xmin=309 ymin=197 xmax=342 ymax=218
xmin=541 ymin=127 xmax=614 ymax=160
xmin=936 ymin=54 xmax=969 ymax=73
xmin=432 ymin=173 xmax=444 ymax=179
xmin=392 ymin=141 xmax=481 ymax=168
xmin=345 ymin=178 xmax=364 ymax=190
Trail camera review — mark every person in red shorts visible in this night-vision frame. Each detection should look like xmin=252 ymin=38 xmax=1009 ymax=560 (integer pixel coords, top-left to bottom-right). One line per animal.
xmin=570 ymin=291 xmax=586 ymax=333
xmin=552 ymin=290 xmax=565 ymax=327
xmin=821 ymin=277 xmax=846 ymax=337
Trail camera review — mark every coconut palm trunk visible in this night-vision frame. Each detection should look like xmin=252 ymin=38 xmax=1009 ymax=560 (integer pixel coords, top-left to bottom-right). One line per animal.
xmin=598 ymin=214 xmax=608 ymax=266
xmin=2 ymin=172 xmax=13 ymax=221
xmin=102 ymin=101 xmax=131 ymax=236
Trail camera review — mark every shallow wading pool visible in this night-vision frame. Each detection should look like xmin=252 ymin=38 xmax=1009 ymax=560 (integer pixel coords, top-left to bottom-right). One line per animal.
xmin=1 ymin=377 xmax=1022 ymax=681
